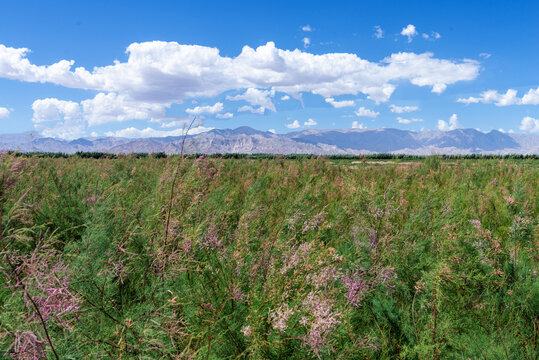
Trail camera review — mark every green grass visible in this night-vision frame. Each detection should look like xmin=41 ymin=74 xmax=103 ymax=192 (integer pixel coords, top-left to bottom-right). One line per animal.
xmin=0 ymin=154 xmax=537 ymax=359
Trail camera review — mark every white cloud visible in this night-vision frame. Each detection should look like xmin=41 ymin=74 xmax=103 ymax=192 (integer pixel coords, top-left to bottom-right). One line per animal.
xmin=0 ymin=106 xmax=10 ymax=119
xmin=160 ymin=119 xmax=190 ymax=128
xmin=1 ymin=41 xmax=481 ymax=137
xmin=479 ymin=53 xmax=491 ymax=59
xmin=497 ymin=128 xmax=514 ymax=134
xmin=186 ymin=102 xmax=224 ymax=115
xmin=401 ymin=24 xmax=418 ymax=42
xmin=373 ymin=26 xmax=384 ymax=39
xmin=520 ymin=116 xmax=539 ymax=133
xmin=31 ymin=94 xmax=177 ymax=138
xmin=268 ymin=128 xmax=276 ymax=134
xmin=0 ymin=41 xmax=479 ymax=104
xmin=522 ymin=87 xmax=539 ymax=105
xmin=238 ymin=105 xmax=265 ymax=114
xmin=351 ymin=121 xmax=366 ymax=129
xmin=81 ymin=92 xmax=167 ymax=126
xmin=301 ymin=25 xmax=312 ymax=32
xmin=227 ymin=88 xmax=276 ymax=111
xmin=281 ymin=95 xmax=290 ymax=101
xmin=216 ymin=112 xmax=234 ymax=119
xmin=397 ymin=116 xmax=423 ymax=124
xmin=383 ymin=52 xmax=478 ymax=95
xmin=105 ymin=125 xmax=213 ymax=138
xmin=422 ymin=32 xmax=441 ymax=40
xmin=286 ymin=120 xmax=300 ymax=129
xmin=0 ymin=41 xmax=479 ymax=105
xmin=354 ymin=106 xmax=379 ymax=118
xmin=458 ymin=89 xmax=519 ymax=106
xmin=458 ymin=87 xmax=539 ymax=106
xmin=390 ymin=104 xmax=419 ymax=113
xmin=303 ymin=37 xmax=311 ymax=48
xmin=304 ymin=118 xmax=317 ymax=126
xmin=437 ymin=113 xmax=460 ymax=131
xmin=325 ymin=97 xmax=355 ymax=108
xmin=31 ymin=98 xmax=84 ymax=139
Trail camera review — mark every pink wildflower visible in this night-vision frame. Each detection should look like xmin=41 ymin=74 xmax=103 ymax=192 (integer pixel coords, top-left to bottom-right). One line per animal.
xmin=376 ymin=267 xmax=398 ymax=294
xmin=342 ymin=271 xmax=371 ymax=307
xmin=230 ymin=285 xmax=246 ymax=302
xmin=11 ymin=250 xmax=80 ymax=331
xmin=302 ymin=212 xmax=325 ymax=234
xmin=82 ymin=195 xmax=98 ymax=204
xmin=200 ymin=231 xmax=222 ymax=251
xmin=6 ymin=330 xmax=46 ymax=360
xmin=240 ymin=325 xmax=252 ymax=337
xmin=301 ymin=292 xmax=341 ymax=357
xmin=269 ymin=304 xmax=294 ymax=332
xmin=469 ymin=219 xmax=481 ymax=230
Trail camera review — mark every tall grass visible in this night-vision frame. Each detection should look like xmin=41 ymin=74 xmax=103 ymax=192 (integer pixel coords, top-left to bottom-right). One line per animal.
xmin=0 ymin=153 xmax=537 ymax=359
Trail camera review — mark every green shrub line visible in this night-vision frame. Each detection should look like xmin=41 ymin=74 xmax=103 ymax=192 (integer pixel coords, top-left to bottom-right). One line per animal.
xmin=8 ymin=150 xmax=539 ymax=160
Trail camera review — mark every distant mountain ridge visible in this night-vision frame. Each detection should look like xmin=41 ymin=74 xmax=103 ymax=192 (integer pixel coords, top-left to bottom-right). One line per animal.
xmin=1 ymin=127 xmax=537 ymax=155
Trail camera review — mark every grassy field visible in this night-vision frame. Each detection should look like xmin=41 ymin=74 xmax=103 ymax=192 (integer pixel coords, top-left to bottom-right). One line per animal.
xmin=0 ymin=154 xmax=537 ymax=359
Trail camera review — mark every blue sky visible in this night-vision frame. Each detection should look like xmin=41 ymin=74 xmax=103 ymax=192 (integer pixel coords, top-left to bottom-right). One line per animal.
xmin=0 ymin=0 xmax=538 ymax=138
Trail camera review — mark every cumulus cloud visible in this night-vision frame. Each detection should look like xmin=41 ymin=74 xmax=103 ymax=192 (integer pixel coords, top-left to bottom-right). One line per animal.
xmin=396 ymin=116 xmax=423 ymax=124
xmin=216 ymin=112 xmax=234 ymax=119
xmin=186 ymin=102 xmax=224 ymax=115
xmin=354 ymin=106 xmax=379 ymax=118
xmin=390 ymin=104 xmax=419 ymax=113
xmin=281 ymin=95 xmax=290 ymax=101
xmin=227 ymin=88 xmax=276 ymax=111
xmin=286 ymin=120 xmax=300 ymax=129
xmin=522 ymin=87 xmax=539 ymax=105
xmin=437 ymin=113 xmax=460 ymax=131
xmin=401 ymin=24 xmax=418 ymax=42
xmin=458 ymin=87 xmax=539 ymax=106
xmin=304 ymin=118 xmax=317 ymax=126
xmin=31 ymin=94 xmax=203 ymax=138
xmin=104 ymin=125 xmax=213 ymax=138
xmin=479 ymin=53 xmax=491 ymax=59
xmin=31 ymin=98 xmax=84 ymax=139
xmin=351 ymin=121 xmax=366 ymax=129
xmin=301 ymin=25 xmax=312 ymax=32
xmin=268 ymin=128 xmax=276 ymax=134
xmin=383 ymin=52 xmax=478 ymax=94
xmin=2 ymin=41 xmax=479 ymax=105
xmin=81 ymin=92 xmax=167 ymax=126
xmin=520 ymin=116 xmax=539 ymax=133
xmin=238 ymin=105 xmax=265 ymax=114
xmin=325 ymin=97 xmax=355 ymax=108
xmin=303 ymin=37 xmax=311 ymax=48
xmin=1 ymin=41 xmax=479 ymax=104
xmin=0 ymin=106 xmax=10 ymax=119
xmin=373 ymin=26 xmax=384 ymax=39
xmin=2 ymin=41 xmax=480 ymax=138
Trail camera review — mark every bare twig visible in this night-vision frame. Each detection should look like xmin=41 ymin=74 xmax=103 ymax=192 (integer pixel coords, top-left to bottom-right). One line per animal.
xmin=163 ymin=116 xmax=197 ymax=248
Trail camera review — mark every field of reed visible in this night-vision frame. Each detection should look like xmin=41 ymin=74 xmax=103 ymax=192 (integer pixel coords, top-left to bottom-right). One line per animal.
xmin=0 ymin=153 xmax=537 ymax=359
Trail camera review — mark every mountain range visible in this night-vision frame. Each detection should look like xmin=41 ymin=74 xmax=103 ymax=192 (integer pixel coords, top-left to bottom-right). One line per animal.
xmin=1 ymin=127 xmax=538 ymax=155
